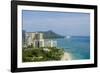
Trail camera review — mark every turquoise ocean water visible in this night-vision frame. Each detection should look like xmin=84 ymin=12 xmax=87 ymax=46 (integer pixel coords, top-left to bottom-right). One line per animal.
xmin=56 ymin=36 xmax=90 ymax=60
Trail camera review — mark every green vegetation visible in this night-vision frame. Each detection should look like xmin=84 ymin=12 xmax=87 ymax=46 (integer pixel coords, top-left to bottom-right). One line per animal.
xmin=22 ymin=46 xmax=64 ymax=62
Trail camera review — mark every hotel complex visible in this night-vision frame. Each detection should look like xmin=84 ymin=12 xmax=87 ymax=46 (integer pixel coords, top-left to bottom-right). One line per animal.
xmin=23 ymin=32 xmax=57 ymax=48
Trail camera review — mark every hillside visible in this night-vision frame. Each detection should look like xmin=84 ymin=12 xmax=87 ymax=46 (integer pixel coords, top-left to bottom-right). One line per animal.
xmin=42 ymin=30 xmax=65 ymax=39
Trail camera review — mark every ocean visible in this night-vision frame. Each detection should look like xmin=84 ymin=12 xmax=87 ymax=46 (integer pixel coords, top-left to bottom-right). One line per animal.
xmin=56 ymin=36 xmax=90 ymax=60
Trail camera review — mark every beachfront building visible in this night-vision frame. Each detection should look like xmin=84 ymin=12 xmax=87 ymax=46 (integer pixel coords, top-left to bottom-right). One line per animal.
xmin=25 ymin=32 xmax=57 ymax=48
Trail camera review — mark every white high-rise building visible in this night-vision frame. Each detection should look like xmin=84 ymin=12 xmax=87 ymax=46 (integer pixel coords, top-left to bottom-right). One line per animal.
xmin=26 ymin=32 xmax=57 ymax=48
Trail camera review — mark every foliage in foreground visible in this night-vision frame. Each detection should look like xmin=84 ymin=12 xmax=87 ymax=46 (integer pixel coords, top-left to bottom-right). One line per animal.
xmin=22 ymin=46 xmax=64 ymax=62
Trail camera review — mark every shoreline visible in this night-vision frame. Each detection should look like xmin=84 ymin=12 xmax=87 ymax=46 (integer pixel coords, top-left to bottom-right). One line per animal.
xmin=61 ymin=52 xmax=72 ymax=60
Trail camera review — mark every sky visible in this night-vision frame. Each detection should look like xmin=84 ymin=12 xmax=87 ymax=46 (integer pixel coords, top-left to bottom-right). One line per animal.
xmin=22 ymin=10 xmax=90 ymax=36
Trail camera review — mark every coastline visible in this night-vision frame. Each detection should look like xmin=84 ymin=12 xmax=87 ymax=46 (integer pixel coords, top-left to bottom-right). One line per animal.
xmin=61 ymin=52 xmax=72 ymax=60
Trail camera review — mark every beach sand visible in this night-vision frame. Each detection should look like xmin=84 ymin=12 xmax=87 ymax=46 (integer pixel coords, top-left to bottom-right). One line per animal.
xmin=61 ymin=52 xmax=72 ymax=60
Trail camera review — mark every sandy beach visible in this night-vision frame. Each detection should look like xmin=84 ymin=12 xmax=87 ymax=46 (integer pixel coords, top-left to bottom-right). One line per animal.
xmin=61 ymin=52 xmax=72 ymax=60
